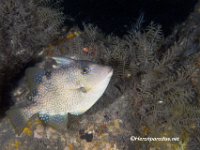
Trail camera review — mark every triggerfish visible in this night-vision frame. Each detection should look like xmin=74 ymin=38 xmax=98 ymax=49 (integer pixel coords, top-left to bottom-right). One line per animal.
xmin=6 ymin=57 xmax=113 ymax=135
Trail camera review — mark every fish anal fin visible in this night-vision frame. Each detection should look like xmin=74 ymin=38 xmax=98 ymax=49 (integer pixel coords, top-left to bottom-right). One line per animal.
xmin=47 ymin=114 xmax=68 ymax=131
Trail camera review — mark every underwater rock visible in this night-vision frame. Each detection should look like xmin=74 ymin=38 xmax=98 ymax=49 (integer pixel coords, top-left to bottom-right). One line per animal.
xmin=79 ymin=130 xmax=93 ymax=142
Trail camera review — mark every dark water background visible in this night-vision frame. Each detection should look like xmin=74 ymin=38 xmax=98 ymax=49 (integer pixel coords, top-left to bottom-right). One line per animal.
xmin=63 ymin=0 xmax=197 ymax=36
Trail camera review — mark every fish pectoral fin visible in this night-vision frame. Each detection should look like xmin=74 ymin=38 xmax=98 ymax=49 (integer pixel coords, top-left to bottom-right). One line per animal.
xmin=47 ymin=114 xmax=68 ymax=130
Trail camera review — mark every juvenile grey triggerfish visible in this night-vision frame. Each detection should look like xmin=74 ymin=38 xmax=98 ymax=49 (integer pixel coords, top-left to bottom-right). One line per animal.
xmin=6 ymin=57 xmax=113 ymax=134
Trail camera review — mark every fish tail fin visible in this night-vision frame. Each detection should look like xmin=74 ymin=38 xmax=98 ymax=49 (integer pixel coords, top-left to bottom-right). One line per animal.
xmin=6 ymin=107 xmax=33 ymax=135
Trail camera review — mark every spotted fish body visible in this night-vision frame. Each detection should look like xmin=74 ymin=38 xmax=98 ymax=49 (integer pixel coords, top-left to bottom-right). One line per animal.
xmin=7 ymin=57 xmax=113 ymax=134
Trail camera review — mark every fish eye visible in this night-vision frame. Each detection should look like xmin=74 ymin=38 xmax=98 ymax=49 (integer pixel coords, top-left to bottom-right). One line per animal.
xmin=79 ymin=87 xmax=87 ymax=93
xmin=82 ymin=67 xmax=90 ymax=74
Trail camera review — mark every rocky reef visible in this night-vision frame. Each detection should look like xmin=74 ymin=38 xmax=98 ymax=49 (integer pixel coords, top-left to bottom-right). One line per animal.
xmin=1 ymin=0 xmax=200 ymax=150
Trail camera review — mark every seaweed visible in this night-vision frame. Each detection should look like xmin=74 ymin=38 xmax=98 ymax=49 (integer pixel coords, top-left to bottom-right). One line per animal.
xmin=9 ymin=20 xmax=200 ymax=149
xmin=0 ymin=0 xmax=64 ymax=115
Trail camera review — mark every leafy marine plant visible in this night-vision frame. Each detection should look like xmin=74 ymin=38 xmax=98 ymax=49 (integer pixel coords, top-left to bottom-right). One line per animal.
xmin=0 ymin=0 xmax=64 ymax=67
xmin=125 ymin=21 xmax=200 ymax=149
xmin=53 ymin=18 xmax=199 ymax=149
xmin=0 ymin=0 xmax=64 ymax=113
xmin=37 ymin=19 xmax=200 ymax=148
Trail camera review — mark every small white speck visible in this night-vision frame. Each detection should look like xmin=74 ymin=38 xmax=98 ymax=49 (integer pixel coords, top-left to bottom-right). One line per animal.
xmin=157 ymin=100 xmax=164 ymax=104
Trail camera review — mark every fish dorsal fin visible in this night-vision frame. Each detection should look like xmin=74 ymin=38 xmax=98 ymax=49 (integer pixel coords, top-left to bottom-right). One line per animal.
xmin=47 ymin=114 xmax=68 ymax=131
xmin=51 ymin=57 xmax=75 ymax=67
